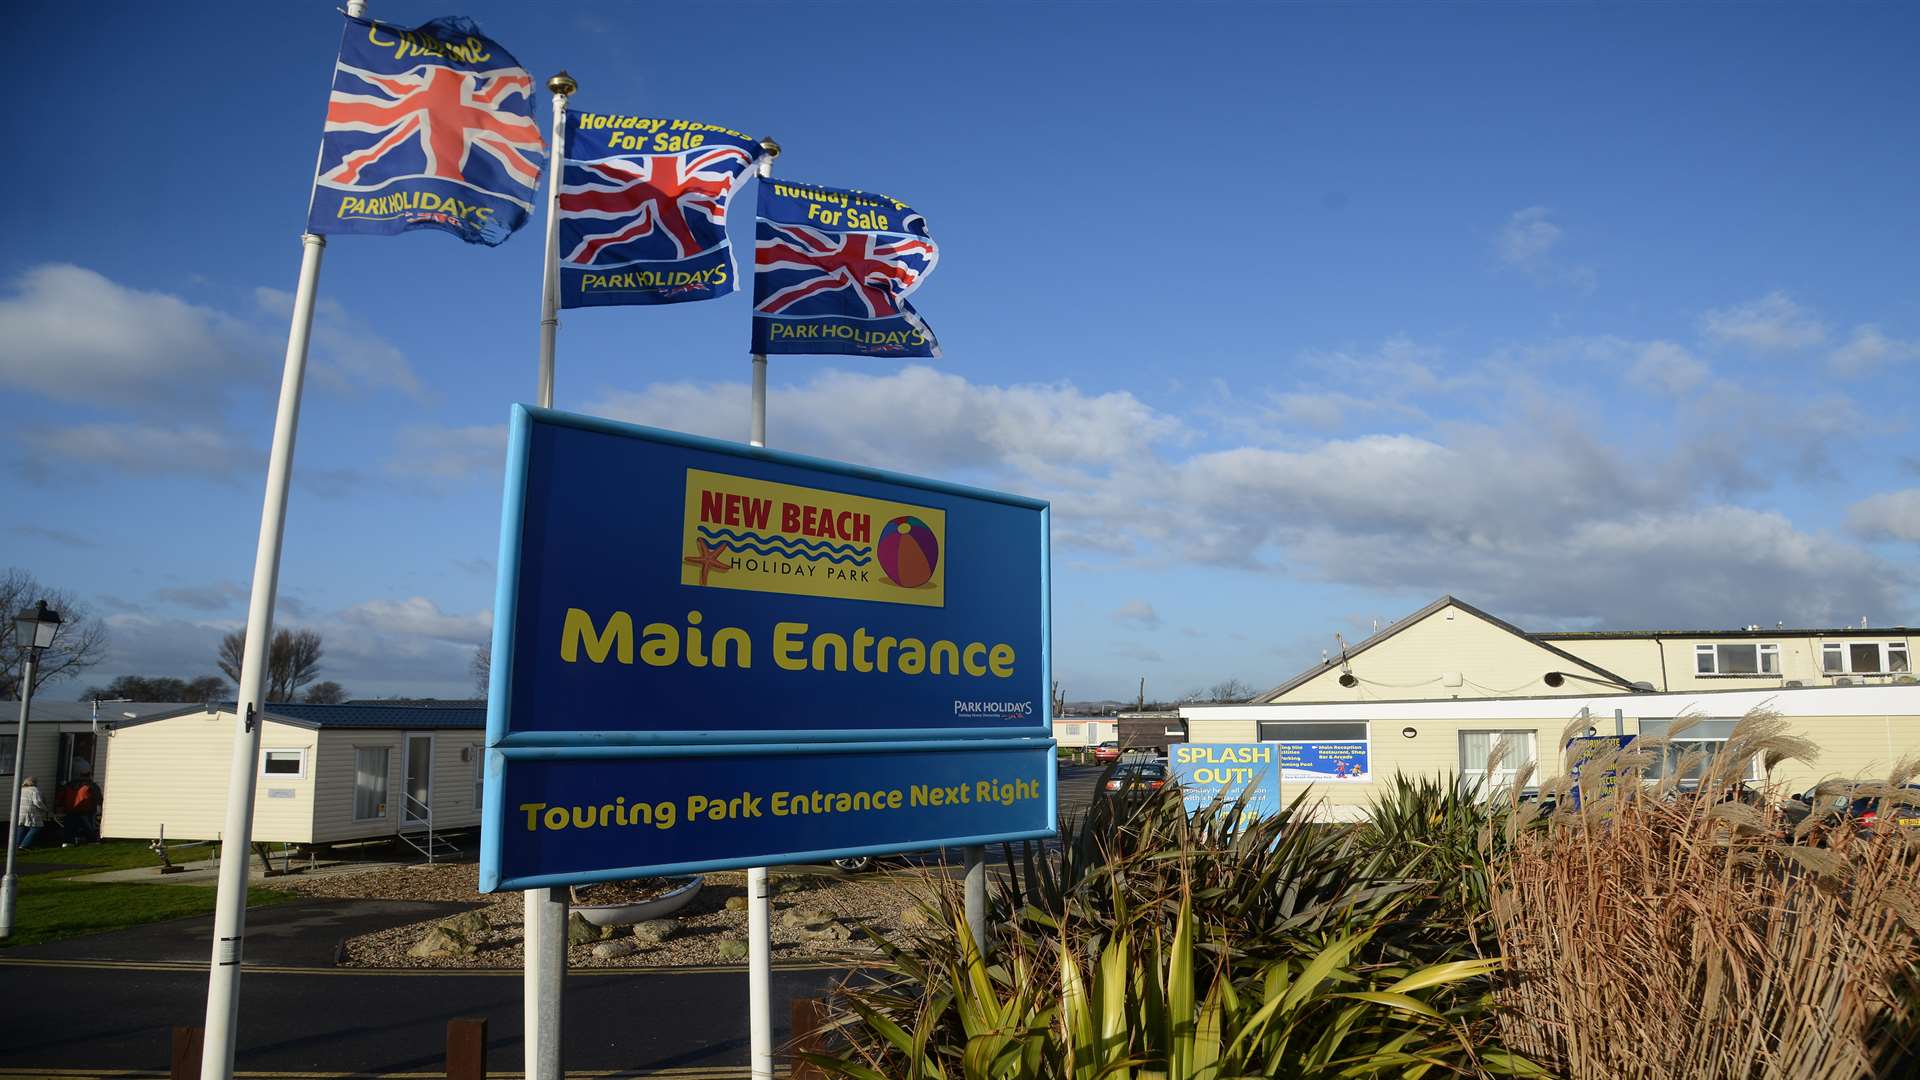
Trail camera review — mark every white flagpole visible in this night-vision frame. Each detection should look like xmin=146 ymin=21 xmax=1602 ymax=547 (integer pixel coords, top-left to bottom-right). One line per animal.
xmin=200 ymin=3 xmax=373 ymax=1071
xmin=525 ymin=69 xmax=575 ymax=1080
xmin=198 ymin=232 xmax=326 ymax=1080
xmin=745 ymin=135 xmax=779 ymax=1080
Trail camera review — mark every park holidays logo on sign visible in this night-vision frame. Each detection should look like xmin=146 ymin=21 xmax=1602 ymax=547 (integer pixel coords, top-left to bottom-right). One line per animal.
xmin=680 ymin=468 xmax=945 ymax=607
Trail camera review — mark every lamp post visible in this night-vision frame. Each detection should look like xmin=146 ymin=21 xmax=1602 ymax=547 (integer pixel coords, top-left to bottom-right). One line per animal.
xmin=2 ymin=599 xmax=63 ymax=938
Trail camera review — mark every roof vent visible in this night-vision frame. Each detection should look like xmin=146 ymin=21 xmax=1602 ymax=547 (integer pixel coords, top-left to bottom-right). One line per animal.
xmin=1835 ymin=677 xmax=1856 ymax=687
xmin=1785 ymin=680 xmax=1804 ymax=688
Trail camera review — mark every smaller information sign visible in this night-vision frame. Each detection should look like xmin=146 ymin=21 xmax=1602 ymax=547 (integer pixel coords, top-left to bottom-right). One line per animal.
xmin=1279 ymin=740 xmax=1370 ymax=783
xmin=1168 ymin=743 xmax=1283 ymax=819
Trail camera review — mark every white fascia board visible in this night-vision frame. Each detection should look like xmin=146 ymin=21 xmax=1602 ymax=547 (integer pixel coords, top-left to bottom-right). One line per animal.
xmin=1181 ymin=684 xmax=1920 ymax=725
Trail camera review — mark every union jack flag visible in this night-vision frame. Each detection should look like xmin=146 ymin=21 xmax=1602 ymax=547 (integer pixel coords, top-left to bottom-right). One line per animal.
xmin=308 ymin=15 xmax=543 ymax=246
xmin=558 ymin=116 xmax=760 ymax=308
xmin=751 ymin=181 xmax=940 ymax=358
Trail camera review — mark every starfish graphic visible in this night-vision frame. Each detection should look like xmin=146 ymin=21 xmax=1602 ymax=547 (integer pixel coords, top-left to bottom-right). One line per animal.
xmin=682 ymin=539 xmax=732 ymax=586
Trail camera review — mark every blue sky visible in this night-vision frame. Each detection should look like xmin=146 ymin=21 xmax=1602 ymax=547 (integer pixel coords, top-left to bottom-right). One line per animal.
xmin=3 ymin=2 xmax=1918 ymax=703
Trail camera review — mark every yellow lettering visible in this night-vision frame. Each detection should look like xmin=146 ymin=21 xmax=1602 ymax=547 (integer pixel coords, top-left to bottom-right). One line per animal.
xmin=561 ymin=608 xmax=632 ymax=664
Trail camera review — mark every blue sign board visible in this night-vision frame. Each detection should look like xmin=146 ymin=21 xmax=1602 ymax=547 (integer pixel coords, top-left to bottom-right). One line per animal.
xmin=1279 ymin=740 xmax=1371 ymax=783
xmin=1168 ymin=744 xmax=1283 ymax=819
xmin=1565 ymin=735 xmax=1634 ymax=808
xmin=481 ymin=406 xmax=1054 ymax=891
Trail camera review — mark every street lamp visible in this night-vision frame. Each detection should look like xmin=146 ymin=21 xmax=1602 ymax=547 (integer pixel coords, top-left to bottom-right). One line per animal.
xmin=2 ymin=599 xmax=62 ymax=938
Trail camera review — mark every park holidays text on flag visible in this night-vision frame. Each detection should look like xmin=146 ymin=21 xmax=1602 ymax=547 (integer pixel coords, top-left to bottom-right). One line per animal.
xmin=308 ymin=14 xmax=544 ymax=246
xmin=752 ymin=181 xmax=941 ymax=358
xmin=558 ymin=114 xmax=761 ymax=308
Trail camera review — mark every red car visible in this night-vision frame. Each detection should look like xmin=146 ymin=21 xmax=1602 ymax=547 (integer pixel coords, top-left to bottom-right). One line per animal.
xmin=1091 ymin=740 xmax=1122 ymax=764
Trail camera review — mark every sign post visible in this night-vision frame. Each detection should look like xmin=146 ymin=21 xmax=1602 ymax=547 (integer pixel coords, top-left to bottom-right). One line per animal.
xmin=482 ymin=405 xmax=1055 ymax=1064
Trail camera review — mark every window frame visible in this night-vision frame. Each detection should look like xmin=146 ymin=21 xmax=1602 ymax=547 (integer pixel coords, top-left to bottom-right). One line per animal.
xmin=1693 ymin=642 xmax=1779 ymax=676
xmin=260 ymin=748 xmax=307 ymax=780
xmin=1458 ymin=729 xmax=1539 ymax=797
xmin=353 ymin=746 xmax=390 ymax=821
xmin=1821 ymin=641 xmax=1910 ymax=674
xmin=1639 ymin=719 xmax=1762 ymax=785
xmin=0 ymin=734 xmax=14 ymax=777
xmin=472 ymin=745 xmax=484 ymax=812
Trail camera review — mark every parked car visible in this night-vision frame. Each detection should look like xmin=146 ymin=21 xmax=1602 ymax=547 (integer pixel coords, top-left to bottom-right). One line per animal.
xmin=1103 ymin=761 xmax=1168 ymax=795
xmin=1091 ymin=740 xmax=1123 ymax=764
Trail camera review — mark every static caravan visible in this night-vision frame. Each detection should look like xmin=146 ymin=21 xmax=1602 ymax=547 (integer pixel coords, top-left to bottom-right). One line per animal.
xmin=102 ymin=703 xmax=485 ymax=855
xmin=1053 ymin=716 xmax=1118 ymax=748
xmin=1183 ymin=684 xmax=1920 ymax=822
xmin=1 ymin=701 xmax=186 ymax=829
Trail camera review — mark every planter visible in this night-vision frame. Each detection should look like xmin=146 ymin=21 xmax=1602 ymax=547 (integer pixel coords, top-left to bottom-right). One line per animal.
xmin=570 ymin=876 xmax=703 ymax=927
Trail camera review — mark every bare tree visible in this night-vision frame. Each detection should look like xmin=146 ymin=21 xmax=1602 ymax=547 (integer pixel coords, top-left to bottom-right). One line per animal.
xmin=471 ymin=641 xmax=491 ymax=696
xmin=217 ymin=627 xmax=325 ymax=703
xmin=0 ymin=568 xmax=110 ymax=699
xmin=83 ymin=674 xmax=228 ymax=702
xmin=302 ymin=680 xmax=346 ymax=704
xmin=1206 ymin=678 xmax=1254 ymax=703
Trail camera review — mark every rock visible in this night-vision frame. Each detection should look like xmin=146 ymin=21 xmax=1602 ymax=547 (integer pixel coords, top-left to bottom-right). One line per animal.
xmin=799 ymin=919 xmax=853 ymax=943
xmin=717 ymin=937 xmax=749 ymax=961
xmin=407 ymin=925 xmax=476 ymax=960
xmin=591 ymin=939 xmax=636 ymax=959
xmin=567 ymin=912 xmax=607 ymax=946
xmin=899 ymin=905 xmax=935 ymax=930
xmin=773 ymin=875 xmax=811 ymax=895
xmin=631 ymin=918 xmax=679 ymax=945
xmin=724 ymin=895 xmax=749 ymax=912
xmin=439 ymin=909 xmax=491 ymax=939
xmin=779 ymin=906 xmax=830 ymax=929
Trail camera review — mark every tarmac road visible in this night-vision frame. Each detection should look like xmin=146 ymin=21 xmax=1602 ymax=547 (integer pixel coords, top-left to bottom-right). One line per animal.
xmin=0 ymin=768 xmax=1109 ymax=1078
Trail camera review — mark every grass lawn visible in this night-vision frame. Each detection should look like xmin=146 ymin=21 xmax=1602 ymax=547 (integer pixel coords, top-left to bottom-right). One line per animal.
xmin=3 ymin=840 xmax=300 ymax=949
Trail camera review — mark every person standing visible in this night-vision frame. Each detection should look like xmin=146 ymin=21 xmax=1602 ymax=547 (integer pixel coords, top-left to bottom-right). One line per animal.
xmin=15 ymin=776 xmax=51 ymax=850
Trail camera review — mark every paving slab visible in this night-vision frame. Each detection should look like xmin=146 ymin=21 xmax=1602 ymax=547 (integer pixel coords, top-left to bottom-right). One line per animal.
xmin=6 ymin=896 xmax=475 ymax=967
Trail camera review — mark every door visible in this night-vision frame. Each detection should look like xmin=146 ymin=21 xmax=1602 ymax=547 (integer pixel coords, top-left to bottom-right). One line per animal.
xmin=402 ymin=733 xmax=432 ymax=825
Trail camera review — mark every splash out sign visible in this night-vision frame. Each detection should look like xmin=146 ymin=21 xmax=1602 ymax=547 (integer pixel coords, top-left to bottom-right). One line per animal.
xmin=480 ymin=406 xmax=1054 ymax=891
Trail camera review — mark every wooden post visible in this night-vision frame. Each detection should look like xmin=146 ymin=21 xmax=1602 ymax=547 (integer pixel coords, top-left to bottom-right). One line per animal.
xmin=787 ymin=997 xmax=829 ymax=1080
xmin=170 ymin=1026 xmax=203 ymax=1080
xmin=446 ymin=1017 xmax=488 ymax=1080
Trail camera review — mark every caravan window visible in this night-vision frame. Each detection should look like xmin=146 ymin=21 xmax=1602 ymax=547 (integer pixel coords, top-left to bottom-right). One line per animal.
xmin=354 ymin=747 xmax=389 ymax=820
xmin=261 ymin=749 xmax=306 ymax=778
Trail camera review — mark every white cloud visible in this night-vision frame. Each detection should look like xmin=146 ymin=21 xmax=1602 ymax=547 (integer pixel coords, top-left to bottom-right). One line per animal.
xmin=588 ymin=365 xmax=1179 ymax=478
xmin=255 ymin=289 xmax=426 ymax=401
xmin=1701 ymin=291 xmax=1826 ymax=351
xmin=153 ymin=581 xmax=250 ymax=612
xmin=1826 ymin=325 xmax=1920 ymax=377
xmin=1848 ymin=489 xmax=1920 ymax=543
xmin=1110 ymin=600 xmax=1162 ymax=629
xmin=1626 ymin=341 xmax=1709 ymax=395
xmin=0 ymin=264 xmax=267 ymax=406
xmin=337 ymin=596 xmax=492 ymax=645
xmin=1496 ymin=207 xmax=1562 ymax=268
xmin=21 ymin=422 xmax=257 ymax=480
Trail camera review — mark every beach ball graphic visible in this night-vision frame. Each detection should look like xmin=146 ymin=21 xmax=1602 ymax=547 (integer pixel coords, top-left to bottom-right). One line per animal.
xmin=876 ymin=516 xmax=940 ymax=588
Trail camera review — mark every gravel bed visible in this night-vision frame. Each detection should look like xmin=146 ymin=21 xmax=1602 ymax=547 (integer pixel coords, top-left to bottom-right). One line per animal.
xmin=265 ymin=862 xmax=959 ymax=969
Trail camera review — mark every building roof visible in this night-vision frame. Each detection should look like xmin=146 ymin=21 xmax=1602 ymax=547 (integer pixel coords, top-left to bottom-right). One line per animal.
xmin=112 ymin=702 xmax=486 ymax=732
xmin=0 ymin=702 xmax=205 ymax=728
xmin=1254 ymin=595 xmax=1645 ymax=704
xmin=1535 ymin=626 xmax=1918 ymax=641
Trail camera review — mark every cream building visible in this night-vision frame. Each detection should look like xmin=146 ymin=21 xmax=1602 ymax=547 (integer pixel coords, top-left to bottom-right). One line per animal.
xmin=1180 ymin=597 xmax=1920 ymax=820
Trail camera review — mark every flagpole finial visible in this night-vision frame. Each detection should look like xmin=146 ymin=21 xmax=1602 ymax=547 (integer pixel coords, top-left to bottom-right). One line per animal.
xmin=758 ymin=137 xmax=782 ymax=160
xmin=548 ymin=71 xmax=578 ymax=96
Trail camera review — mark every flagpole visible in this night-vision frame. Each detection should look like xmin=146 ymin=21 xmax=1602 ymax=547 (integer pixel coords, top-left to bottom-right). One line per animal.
xmin=745 ymin=134 xmax=779 ymax=1080
xmin=198 ymin=233 xmax=326 ymax=1080
xmin=536 ymin=71 xmax=574 ymax=411
xmin=525 ymin=69 xmax=575 ymax=1080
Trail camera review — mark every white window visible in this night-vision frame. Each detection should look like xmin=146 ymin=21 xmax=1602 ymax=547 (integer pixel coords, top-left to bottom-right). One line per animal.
xmin=1064 ymin=724 xmax=1083 ymax=738
xmin=0 ymin=734 xmax=13 ymax=776
xmin=261 ymin=749 xmax=306 ymax=779
xmin=1459 ymin=730 xmax=1538 ymax=797
xmin=353 ymin=747 xmax=389 ymax=820
xmin=1822 ymin=641 xmax=1910 ymax=674
xmin=1640 ymin=719 xmax=1761 ymax=784
xmin=1694 ymin=643 xmax=1778 ymax=675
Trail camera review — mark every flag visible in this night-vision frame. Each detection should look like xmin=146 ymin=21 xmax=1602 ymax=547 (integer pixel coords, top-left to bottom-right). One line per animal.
xmin=308 ymin=15 xmax=544 ymax=246
xmin=751 ymin=181 xmax=940 ymax=358
xmin=558 ymin=115 xmax=761 ymax=308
